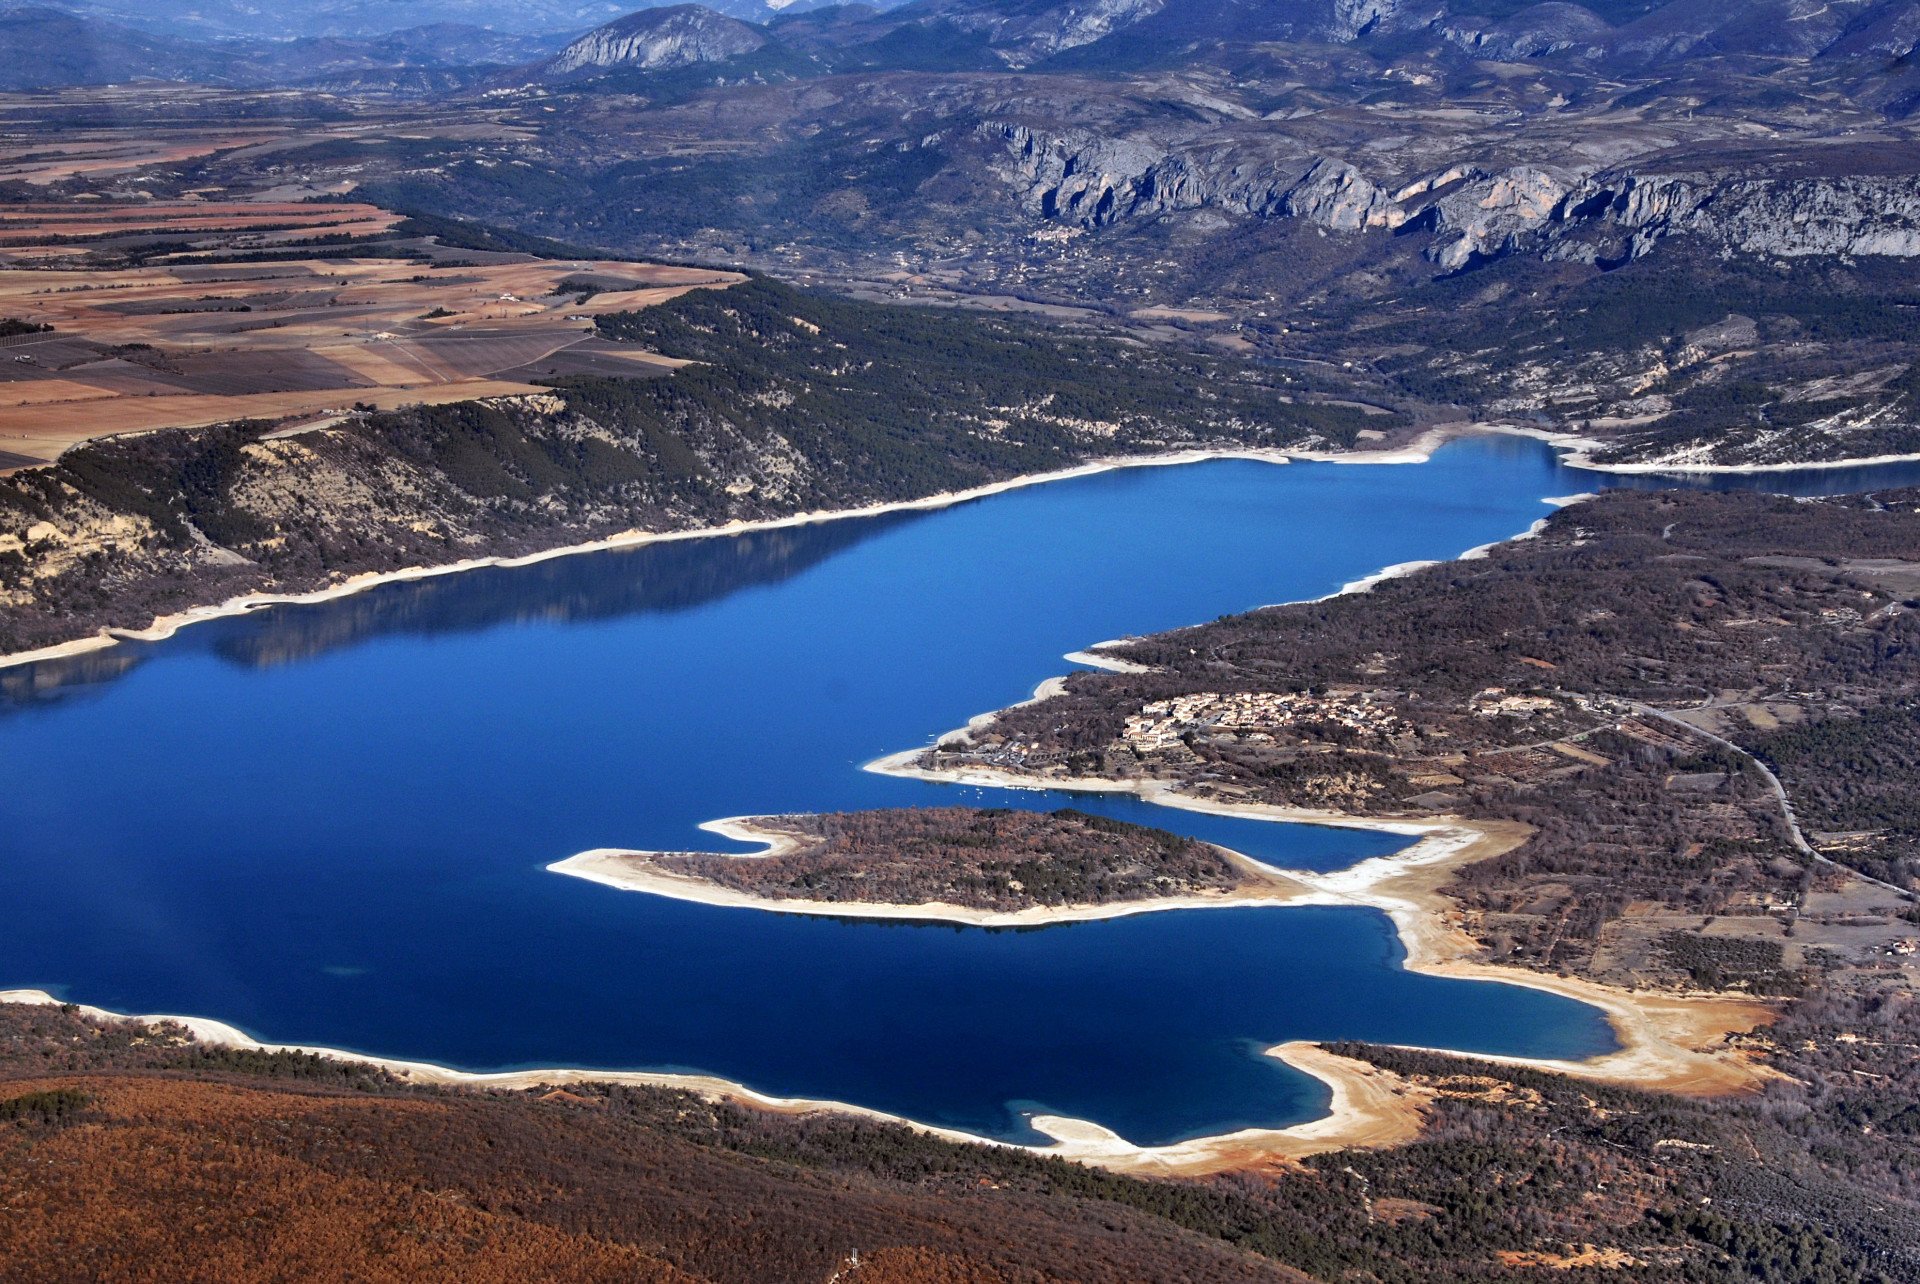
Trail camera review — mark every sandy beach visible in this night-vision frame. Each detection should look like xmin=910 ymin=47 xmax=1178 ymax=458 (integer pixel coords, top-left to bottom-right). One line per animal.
xmin=1061 ymin=642 xmax=1154 ymax=673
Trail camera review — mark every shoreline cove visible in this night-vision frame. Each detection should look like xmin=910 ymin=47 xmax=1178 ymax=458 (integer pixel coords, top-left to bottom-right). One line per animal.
xmin=0 ymin=984 xmax=1423 ymax=1176
xmin=856 ymin=756 xmax=1780 ymax=1102
xmin=2 ymin=786 xmax=1776 ymax=1175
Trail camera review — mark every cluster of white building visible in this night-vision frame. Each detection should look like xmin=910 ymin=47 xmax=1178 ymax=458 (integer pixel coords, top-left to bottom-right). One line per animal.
xmin=1469 ymin=688 xmax=1561 ymax=719
xmin=1120 ymin=690 xmax=1408 ymax=752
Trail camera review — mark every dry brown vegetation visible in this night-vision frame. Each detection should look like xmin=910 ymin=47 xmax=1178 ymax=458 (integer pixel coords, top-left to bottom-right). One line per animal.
xmin=5 ymin=995 xmax=1918 ymax=1283
xmin=0 ymin=1007 xmax=1306 ymax=1284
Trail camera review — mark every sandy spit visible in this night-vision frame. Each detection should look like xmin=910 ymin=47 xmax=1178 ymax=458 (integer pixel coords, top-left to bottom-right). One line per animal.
xmin=550 ymin=758 xmax=1772 ymax=1172
xmin=1061 ymin=643 xmax=1154 ymax=674
xmin=860 ymin=759 xmax=1781 ymax=1102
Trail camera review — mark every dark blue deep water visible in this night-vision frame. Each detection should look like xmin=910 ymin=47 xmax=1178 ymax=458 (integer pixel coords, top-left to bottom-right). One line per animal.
xmin=4 ymin=435 xmax=1917 ymax=1145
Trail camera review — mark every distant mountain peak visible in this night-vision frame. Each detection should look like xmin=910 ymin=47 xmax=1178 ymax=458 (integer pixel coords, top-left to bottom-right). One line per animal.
xmin=545 ymin=4 xmax=769 ymax=74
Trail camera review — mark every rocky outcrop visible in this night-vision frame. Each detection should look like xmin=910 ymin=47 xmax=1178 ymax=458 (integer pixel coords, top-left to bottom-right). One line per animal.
xmin=1328 ymin=0 xmax=1437 ymax=41
xmin=981 ymin=123 xmax=1404 ymax=232
xmin=945 ymin=0 xmax=1167 ymax=64
xmin=1437 ymin=2 xmax=1615 ymax=60
xmin=1415 ymin=165 xmax=1920 ymax=266
xmin=978 ymin=115 xmax=1920 ymax=267
xmin=544 ymin=5 xmax=766 ymax=76
xmin=1551 ymin=171 xmax=1920 ymax=260
xmin=1421 ymin=166 xmax=1576 ymax=269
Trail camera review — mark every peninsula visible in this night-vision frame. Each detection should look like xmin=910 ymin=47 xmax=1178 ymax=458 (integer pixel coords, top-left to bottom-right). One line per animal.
xmin=550 ymin=807 xmax=1308 ymax=925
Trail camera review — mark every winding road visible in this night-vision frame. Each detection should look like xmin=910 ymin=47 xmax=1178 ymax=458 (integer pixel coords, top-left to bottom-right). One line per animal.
xmin=1626 ymin=700 xmax=1918 ymax=904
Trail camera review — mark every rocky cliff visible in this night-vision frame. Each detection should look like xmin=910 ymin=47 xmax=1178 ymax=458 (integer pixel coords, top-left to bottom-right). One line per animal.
xmin=981 ymin=123 xmax=1406 ymax=233
xmin=977 ymin=120 xmax=1920 ymax=267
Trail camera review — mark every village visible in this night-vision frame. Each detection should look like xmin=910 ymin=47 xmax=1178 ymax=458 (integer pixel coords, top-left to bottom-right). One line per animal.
xmin=1118 ymin=688 xmax=1413 ymax=753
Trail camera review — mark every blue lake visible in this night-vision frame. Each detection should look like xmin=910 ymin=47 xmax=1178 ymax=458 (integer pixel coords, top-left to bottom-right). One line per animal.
xmin=3 ymin=434 xmax=1917 ymax=1145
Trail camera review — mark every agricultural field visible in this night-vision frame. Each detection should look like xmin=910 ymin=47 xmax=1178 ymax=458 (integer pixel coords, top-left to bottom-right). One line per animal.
xmin=0 ymin=214 xmax=739 ymax=468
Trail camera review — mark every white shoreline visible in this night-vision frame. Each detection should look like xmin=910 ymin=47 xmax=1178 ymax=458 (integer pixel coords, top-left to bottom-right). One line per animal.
xmin=8 ymin=419 xmax=1912 ymax=674
xmin=1476 ymin=422 xmax=1920 ymax=476
xmin=0 ymin=422 xmax=1793 ymax=1172
xmin=548 ymin=816 xmax=1318 ymax=927
xmin=1061 ymin=643 xmax=1154 ymax=674
xmin=0 ymin=446 xmax=1311 ymax=673
xmin=534 ymin=451 xmax=1776 ymax=1159
xmin=858 ymin=754 xmax=1778 ymax=1092
xmin=1301 ymin=418 xmax=1920 ymax=477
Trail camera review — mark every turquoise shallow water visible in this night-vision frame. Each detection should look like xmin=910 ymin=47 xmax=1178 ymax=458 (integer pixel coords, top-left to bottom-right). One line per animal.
xmin=3 ymin=435 xmax=1916 ymax=1145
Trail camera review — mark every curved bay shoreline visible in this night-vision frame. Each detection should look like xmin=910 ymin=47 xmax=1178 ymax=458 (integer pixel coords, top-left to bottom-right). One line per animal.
xmin=0 ymin=777 xmax=1777 ymax=1176
xmin=0 ymin=984 xmax=1424 ymax=1177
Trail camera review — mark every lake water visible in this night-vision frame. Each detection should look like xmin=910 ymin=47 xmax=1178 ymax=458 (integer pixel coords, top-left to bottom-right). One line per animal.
xmin=3 ymin=434 xmax=1916 ymax=1145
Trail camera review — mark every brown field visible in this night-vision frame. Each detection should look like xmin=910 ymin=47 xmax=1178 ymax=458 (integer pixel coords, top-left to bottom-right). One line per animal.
xmin=0 ymin=236 xmax=739 ymax=466
xmin=0 ymin=201 xmax=403 ymax=243
xmin=0 ymin=127 xmax=283 ymax=186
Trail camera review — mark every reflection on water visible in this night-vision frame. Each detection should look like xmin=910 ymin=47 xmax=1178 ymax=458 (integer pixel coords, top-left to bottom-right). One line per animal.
xmin=12 ymin=437 xmax=1920 ymax=708
xmin=3 ymin=511 xmax=923 ymax=710
xmin=214 ymin=514 xmax=924 ymax=670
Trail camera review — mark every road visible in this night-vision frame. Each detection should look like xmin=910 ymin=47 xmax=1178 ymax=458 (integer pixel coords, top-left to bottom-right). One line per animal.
xmin=1627 ymin=701 xmax=1918 ymax=904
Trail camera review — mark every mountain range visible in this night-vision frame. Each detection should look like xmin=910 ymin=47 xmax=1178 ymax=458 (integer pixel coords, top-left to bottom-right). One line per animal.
xmin=9 ymin=0 xmax=1919 ymax=89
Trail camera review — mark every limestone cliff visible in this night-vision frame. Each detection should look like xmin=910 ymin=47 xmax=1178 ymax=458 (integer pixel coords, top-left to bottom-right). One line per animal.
xmin=978 ymin=121 xmax=1920 ymax=267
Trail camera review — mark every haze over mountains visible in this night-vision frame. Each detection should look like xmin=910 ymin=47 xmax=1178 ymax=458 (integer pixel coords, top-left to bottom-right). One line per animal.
xmin=8 ymin=0 xmax=1920 ymax=86
xmin=0 ymin=5 xmax=578 ymax=87
xmin=6 ymin=0 xmax=744 ymax=38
